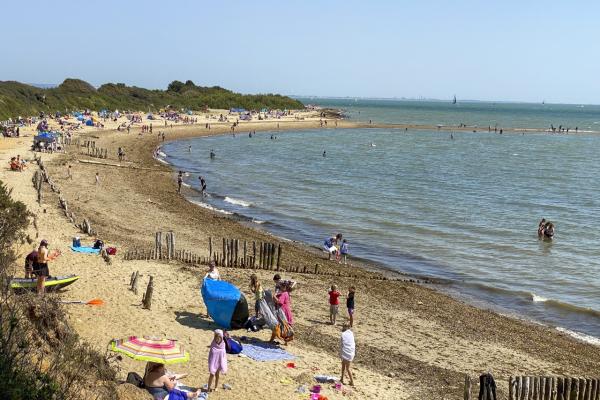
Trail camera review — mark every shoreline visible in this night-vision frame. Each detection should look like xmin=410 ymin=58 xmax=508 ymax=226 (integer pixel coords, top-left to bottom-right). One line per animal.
xmin=159 ymin=125 xmax=600 ymax=343
xmin=5 ymin=115 xmax=600 ymax=399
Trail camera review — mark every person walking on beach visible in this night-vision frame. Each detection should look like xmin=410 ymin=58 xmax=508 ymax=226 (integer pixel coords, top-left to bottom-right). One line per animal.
xmin=329 ymin=284 xmax=341 ymax=325
xmin=117 ymin=147 xmax=125 ymax=162
xmin=340 ymin=323 xmax=355 ymax=386
xmin=35 ymin=240 xmax=51 ymax=295
xmin=67 ymin=165 xmax=72 ymax=179
xmin=347 ymin=286 xmax=355 ymax=327
xmin=177 ymin=171 xmax=183 ymax=193
xmin=207 ymin=329 xmax=228 ymax=392
xmin=162 ymin=132 xmax=165 ymax=142
xmin=199 ymin=176 xmax=207 ymax=196
xmin=95 ymin=172 xmax=100 ymax=186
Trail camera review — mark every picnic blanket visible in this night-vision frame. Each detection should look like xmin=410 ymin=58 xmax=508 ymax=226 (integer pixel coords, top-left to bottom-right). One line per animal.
xmin=241 ymin=342 xmax=295 ymax=362
xmin=70 ymin=246 xmax=100 ymax=254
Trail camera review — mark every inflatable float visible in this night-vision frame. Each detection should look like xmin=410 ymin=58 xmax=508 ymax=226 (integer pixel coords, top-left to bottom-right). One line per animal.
xmin=201 ymin=279 xmax=249 ymax=329
xmin=10 ymin=275 xmax=79 ymax=292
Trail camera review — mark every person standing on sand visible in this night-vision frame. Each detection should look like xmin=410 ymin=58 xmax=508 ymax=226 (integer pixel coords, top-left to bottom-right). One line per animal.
xmin=177 ymin=171 xmax=183 ymax=193
xmin=340 ymin=323 xmax=355 ymax=386
xmin=329 ymin=284 xmax=341 ymax=325
xmin=35 ymin=240 xmax=50 ymax=295
xmin=340 ymin=239 xmax=349 ymax=265
xmin=346 ymin=286 xmax=355 ymax=327
xmin=95 ymin=172 xmax=100 ymax=185
xmin=207 ymin=329 xmax=228 ymax=392
xmin=67 ymin=165 xmax=72 ymax=179
xmin=204 ymin=261 xmax=220 ymax=280
xmin=250 ymin=274 xmax=264 ymax=317
xmin=162 ymin=132 xmax=165 ymax=142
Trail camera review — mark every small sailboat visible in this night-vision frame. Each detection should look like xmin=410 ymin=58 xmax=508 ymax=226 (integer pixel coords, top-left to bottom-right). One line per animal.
xmin=452 ymin=95 xmax=457 ymax=105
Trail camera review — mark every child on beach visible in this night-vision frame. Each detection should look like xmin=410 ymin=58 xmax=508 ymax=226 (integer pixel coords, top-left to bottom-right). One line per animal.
xmin=339 ymin=239 xmax=349 ymax=264
xmin=340 ymin=323 xmax=355 ymax=386
xmin=329 ymin=284 xmax=341 ymax=325
xmin=347 ymin=287 xmax=355 ymax=327
xmin=207 ymin=329 xmax=227 ymax=392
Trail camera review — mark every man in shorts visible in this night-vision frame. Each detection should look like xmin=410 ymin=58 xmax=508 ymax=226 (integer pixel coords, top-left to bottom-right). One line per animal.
xmin=35 ymin=240 xmax=51 ymax=295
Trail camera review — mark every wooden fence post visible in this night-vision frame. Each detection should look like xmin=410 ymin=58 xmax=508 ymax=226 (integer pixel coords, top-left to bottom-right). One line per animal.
xmin=142 ymin=276 xmax=154 ymax=309
xmin=270 ymin=243 xmax=276 ymax=270
xmin=464 ymin=374 xmax=471 ymax=400
xmin=277 ymin=244 xmax=282 ymax=270
xmin=243 ymin=241 xmax=247 ymax=267
xmin=222 ymin=238 xmax=226 ymax=266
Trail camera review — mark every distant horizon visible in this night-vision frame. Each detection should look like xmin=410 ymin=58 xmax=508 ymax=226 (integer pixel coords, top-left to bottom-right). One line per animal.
xmin=23 ymin=82 xmax=599 ymax=107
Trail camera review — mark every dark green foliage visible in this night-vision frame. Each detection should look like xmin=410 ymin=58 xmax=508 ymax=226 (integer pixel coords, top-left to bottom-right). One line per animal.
xmin=0 ymin=180 xmax=117 ymax=399
xmin=0 ymin=78 xmax=304 ymax=119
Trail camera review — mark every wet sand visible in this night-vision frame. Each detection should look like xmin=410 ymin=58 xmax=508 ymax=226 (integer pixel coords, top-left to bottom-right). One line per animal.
xmin=2 ymin=114 xmax=600 ymax=400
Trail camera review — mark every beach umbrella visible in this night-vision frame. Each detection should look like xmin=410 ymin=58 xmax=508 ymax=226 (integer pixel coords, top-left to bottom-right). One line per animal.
xmin=109 ymin=336 xmax=190 ymax=364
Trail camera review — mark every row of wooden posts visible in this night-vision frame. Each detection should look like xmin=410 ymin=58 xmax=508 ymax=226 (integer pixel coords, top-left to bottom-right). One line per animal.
xmin=75 ymin=139 xmax=109 ymax=159
xmin=509 ymin=376 xmax=600 ymax=400
xmin=32 ymin=157 xmax=111 ymax=263
xmin=464 ymin=375 xmax=600 ymax=400
xmin=210 ymin=237 xmax=282 ymax=270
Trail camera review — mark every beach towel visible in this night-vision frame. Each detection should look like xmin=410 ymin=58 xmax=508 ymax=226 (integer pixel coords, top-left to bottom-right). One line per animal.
xmin=240 ymin=342 xmax=296 ymax=362
xmin=208 ymin=330 xmax=228 ymax=374
xmin=340 ymin=330 xmax=355 ymax=361
xmin=70 ymin=246 xmax=100 ymax=254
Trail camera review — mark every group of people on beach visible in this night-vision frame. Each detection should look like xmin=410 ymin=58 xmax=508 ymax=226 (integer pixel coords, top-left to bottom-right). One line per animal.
xmin=323 ymin=233 xmax=349 ymax=264
xmin=199 ymin=261 xmax=356 ymax=390
xmin=9 ymin=155 xmax=27 ymax=171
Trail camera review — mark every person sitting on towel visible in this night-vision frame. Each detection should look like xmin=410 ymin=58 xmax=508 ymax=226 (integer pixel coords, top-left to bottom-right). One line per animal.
xmin=143 ymin=362 xmax=199 ymax=400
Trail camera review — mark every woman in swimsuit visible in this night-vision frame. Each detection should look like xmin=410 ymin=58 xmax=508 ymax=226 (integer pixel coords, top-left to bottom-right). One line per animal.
xmin=143 ymin=362 xmax=199 ymax=400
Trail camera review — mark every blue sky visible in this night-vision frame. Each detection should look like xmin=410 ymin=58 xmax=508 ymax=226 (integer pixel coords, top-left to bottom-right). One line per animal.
xmin=2 ymin=1 xmax=599 ymax=104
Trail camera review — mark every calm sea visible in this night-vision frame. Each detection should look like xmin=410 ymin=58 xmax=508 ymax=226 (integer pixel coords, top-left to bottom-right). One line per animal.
xmin=161 ymin=99 xmax=600 ymax=341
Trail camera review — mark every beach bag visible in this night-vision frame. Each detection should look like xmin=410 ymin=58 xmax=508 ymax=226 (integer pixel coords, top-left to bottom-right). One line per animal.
xmin=125 ymin=372 xmax=144 ymax=388
xmin=274 ymin=319 xmax=294 ymax=342
xmin=106 ymin=247 xmax=117 ymax=255
xmin=72 ymin=237 xmax=81 ymax=247
xmin=224 ymin=337 xmax=243 ymax=354
xmin=93 ymin=239 xmax=104 ymax=249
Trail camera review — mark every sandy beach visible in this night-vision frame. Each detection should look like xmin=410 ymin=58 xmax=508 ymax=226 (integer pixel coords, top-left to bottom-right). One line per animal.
xmin=3 ymin=112 xmax=600 ymax=400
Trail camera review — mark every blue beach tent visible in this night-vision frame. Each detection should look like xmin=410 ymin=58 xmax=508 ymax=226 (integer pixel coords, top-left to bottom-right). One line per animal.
xmin=201 ymin=279 xmax=249 ymax=329
xmin=85 ymin=119 xmax=94 ymax=126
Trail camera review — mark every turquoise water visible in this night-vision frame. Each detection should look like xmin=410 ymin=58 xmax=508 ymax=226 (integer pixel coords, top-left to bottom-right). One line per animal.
xmin=298 ymin=97 xmax=600 ymax=131
xmin=162 ymin=100 xmax=600 ymax=340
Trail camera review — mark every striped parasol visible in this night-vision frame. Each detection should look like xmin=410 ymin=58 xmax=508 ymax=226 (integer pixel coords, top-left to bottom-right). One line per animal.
xmin=109 ymin=336 xmax=190 ymax=364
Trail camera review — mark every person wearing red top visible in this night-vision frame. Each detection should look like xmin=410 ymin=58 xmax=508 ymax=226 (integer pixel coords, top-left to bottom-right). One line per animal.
xmin=328 ymin=284 xmax=341 ymax=325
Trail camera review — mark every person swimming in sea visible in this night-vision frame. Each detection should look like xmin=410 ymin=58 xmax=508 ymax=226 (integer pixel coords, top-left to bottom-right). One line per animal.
xmin=538 ymin=218 xmax=555 ymax=240
xmin=210 ymin=150 xmax=215 ymax=159
xmin=323 ymin=150 xmax=327 ymax=157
